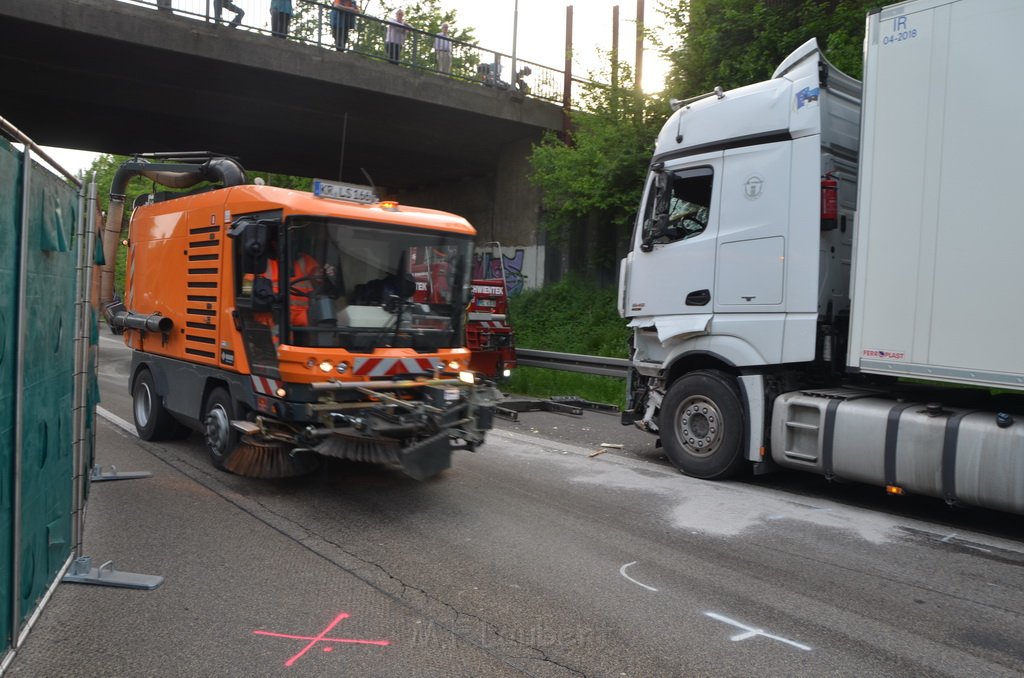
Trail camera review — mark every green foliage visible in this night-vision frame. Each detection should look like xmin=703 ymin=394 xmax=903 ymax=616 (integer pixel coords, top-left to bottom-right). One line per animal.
xmin=291 ymin=0 xmax=478 ymax=74
xmin=504 ymin=368 xmax=626 ymax=409
xmin=509 ymin=277 xmax=630 ymax=358
xmin=529 ymin=88 xmax=664 ymax=233
xmin=503 ymin=276 xmax=630 ymax=407
xmin=659 ymin=0 xmax=877 ymax=98
xmin=80 ymin=153 xmax=151 ymax=215
xmin=528 ymin=68 xmax=667 ymax=273
xmin=253 ymin=171 xmax=314 ymax=191
xmin=290 ymin=1 xmax=332 ymax=44
xmin=380 ymin=0 xmax=475 ymax=43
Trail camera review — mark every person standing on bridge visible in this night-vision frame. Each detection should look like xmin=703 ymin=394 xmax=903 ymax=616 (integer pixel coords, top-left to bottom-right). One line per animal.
xmin=385 ymin=9 xmax=411 ymax=64
xmin=434 ymin=23 xmax=452 ymax=75
xmin=270 ymin=0 xmax=293 ymax=39
xmin=213 ymin=0 xmax=244 ymax=28
xmin=331 ymin=0 xmax=360 ymax=51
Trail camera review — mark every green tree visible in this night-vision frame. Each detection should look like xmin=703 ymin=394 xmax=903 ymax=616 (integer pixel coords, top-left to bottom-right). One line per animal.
xmin=528 ymin=64 xmax=667 ymax=276
xmin=80 ymin=153 xmax=150 ymax=215
xmin=659 ymin=0 xmax=876 ymax=98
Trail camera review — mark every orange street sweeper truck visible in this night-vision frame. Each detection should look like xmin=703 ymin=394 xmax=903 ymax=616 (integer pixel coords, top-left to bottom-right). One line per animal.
xmin=104 ymin=153 xmax=498 ymax=479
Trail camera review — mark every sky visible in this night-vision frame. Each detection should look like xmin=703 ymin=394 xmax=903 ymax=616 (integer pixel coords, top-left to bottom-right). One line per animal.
xmin=40 ymin=0 xmax=672 ymax=176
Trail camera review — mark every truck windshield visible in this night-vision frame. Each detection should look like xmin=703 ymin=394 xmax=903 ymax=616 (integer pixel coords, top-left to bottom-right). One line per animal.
xmin=284 ymin=217 xmax=472 ymax=351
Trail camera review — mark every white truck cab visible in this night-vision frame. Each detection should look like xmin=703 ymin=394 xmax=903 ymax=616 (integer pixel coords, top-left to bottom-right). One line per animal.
xmin=619 ymin=0 xmax=1024 ymax=514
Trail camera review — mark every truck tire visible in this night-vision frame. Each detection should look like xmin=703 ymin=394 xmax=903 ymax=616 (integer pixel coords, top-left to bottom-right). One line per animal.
xmin=660 ymin=370 xmax=745 ymax=479
xmin=203 ymin=387 xmax=239 ymax=470
xmin=133 ymin=369 xmax=186 ymax=441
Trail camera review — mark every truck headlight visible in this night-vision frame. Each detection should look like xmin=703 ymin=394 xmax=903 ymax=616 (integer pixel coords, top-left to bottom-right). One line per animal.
xmin=319 ymin=360 xmax=334 ymax=373
xmin=458 ymin=371 xmax=476 ymax=385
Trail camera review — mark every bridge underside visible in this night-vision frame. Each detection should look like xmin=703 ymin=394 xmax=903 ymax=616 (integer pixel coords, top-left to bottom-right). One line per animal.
xmin=0 ymin=0 xmax=562 ymax=191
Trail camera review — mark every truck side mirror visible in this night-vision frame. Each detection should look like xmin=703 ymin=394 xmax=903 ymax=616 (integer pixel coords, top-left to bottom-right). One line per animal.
xmin=251 ymin=276 xmax=277 ymax=312
xmin=641 ymin=172 xmax=670 ymax=252
xmin=228 ymin=217 xmax=274 ymax=274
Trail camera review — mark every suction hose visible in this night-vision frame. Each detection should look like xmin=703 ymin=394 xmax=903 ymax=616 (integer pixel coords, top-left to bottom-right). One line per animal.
xmin=98 ymin=156 xmax=247 ymax=305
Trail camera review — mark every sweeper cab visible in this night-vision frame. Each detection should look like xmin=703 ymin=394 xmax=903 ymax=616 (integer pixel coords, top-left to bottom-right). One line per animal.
xmin=104 ymin=153 xmax=498 ymax=480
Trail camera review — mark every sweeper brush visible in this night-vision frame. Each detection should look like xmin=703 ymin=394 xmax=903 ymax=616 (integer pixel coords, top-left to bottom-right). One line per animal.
xmin=312 ymin=429 xmax=454 ymax=480
xmin=313 ymin=431 xmax=402 ymax=465
xmin=222 ymin=437 xmax=321 ymax=478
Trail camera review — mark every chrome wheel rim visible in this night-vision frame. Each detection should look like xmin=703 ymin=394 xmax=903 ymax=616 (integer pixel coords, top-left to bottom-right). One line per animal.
xmin=675 ymin=395 xmax=723 ymax=458
xmin=134 ymin=382 xmax=153 ymax=428
xmin=205 ymin=404 xmax=231 ymax=459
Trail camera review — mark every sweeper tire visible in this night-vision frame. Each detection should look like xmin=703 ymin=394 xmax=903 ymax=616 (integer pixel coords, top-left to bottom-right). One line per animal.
xmin=203 ymin=387 xmax=239 ymax=471
xmin=133 ymin=368 xmax=188 ymax=441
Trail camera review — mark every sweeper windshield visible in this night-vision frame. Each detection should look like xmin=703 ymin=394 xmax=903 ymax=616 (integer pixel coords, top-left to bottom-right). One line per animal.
xmin=281 ymin=217 xmax=473 ymax=350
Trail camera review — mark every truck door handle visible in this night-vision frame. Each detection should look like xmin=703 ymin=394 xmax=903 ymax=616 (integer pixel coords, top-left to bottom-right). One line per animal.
xmin=686 ymin=289 xmax=711 ymax=306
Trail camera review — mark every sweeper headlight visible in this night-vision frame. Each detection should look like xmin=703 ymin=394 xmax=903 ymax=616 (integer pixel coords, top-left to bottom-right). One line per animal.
xmin=447 ymin=360 xmax=461 ymax=371
xmin=318 ymin=360 xmax=334 ymax=373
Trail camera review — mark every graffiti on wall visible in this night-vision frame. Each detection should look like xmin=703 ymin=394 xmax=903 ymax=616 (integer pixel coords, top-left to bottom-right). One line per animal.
xmin=472 ymin=248 xmax=524 ymax=295
xmin=471 ymin=245 xmax=547 ymax=295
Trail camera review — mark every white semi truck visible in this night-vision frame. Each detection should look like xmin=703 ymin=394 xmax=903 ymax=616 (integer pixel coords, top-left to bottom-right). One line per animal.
xmin=618 ymin=0 xmax=1024 ymax=514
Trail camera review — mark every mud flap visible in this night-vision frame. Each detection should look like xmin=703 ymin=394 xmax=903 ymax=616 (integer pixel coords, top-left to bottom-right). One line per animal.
xmin=399 ymin=431 xmax=452 ymax=480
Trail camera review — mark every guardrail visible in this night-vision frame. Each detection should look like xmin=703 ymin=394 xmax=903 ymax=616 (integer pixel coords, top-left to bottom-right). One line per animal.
xmin=515 ymin=349 xmax=630 ymax=379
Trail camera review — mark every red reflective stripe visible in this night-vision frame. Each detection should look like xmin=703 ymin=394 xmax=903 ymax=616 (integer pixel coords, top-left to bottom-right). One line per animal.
xmin=354 ymin=358 xmax=382 ymax=375
xmin=350 ymin=357 xmax=437 ymax=377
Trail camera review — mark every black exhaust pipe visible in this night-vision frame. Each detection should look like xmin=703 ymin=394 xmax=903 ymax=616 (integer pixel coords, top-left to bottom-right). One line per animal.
xmin=103 ymin=300 xmax=173 ymax=333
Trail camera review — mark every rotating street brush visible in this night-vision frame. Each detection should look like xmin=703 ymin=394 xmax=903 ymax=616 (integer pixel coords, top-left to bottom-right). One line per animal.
xmin=313 ymin=431 xmax=402 ymax=465
xmin=222 ymin=437 xmax=321 ymax=479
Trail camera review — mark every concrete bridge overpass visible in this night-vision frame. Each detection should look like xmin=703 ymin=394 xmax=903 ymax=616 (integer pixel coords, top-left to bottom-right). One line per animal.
xmin=0 ymin=0 xmax=571 ymax=276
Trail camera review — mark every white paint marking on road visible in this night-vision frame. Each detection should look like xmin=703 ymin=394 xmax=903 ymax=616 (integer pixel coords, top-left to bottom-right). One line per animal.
xmin=961 ymin=543 xmax=992 ymax=554
xmin=619 ymin=561 xmax=658 ymax=592
xmin=97 ymin=405 xmax=138 ymax=436
xmin=937 ymin=533 xmax=992 ymax=553
xmin=704 ymin=611 xmax=812 ymax=651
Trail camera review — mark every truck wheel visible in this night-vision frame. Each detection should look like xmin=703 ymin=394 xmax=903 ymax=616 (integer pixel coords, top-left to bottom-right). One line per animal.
xmin=203 ymin=387 xmax=238 ymax=470
xmin=133 ymin=369 xmax=185 ymax=441
xmin=660 ymin=370 xmax=745 ymax=479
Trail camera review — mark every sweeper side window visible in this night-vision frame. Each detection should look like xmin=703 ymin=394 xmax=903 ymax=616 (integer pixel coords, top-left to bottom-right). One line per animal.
xmin=284 ymin=218 xmax=473 ymax=351
xmin=227 ymin=211 xmax=285 ymax=373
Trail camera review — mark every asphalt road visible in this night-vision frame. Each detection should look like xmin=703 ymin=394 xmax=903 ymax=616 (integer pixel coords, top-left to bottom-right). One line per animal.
xmin=92 ymin=334 xmax=1024 ymax=677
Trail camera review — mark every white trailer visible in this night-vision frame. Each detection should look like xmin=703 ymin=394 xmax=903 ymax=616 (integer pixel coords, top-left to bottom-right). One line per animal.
xmin=618 ymin=0 xmax=1024 ymax=514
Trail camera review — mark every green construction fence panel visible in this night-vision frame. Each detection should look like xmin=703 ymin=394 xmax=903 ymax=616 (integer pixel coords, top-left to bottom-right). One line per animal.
xmin=0 ymin=137 xmax=19 ymax=656
xmin=0 ymin=137 xmax=78 ymax=654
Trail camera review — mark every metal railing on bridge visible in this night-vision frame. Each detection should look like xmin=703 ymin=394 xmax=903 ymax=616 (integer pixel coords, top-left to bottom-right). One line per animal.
xmin=120 ymin=0 xmax=597 ymax=109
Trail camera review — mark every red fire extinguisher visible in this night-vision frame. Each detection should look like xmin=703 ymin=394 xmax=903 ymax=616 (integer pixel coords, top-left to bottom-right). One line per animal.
xmin=821 ymin=174 xmax=838 ymax=230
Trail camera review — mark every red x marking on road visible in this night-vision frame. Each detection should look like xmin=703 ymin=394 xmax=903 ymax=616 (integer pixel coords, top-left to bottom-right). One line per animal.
xmin=253 ymin=611 xmax=391 ymax=667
